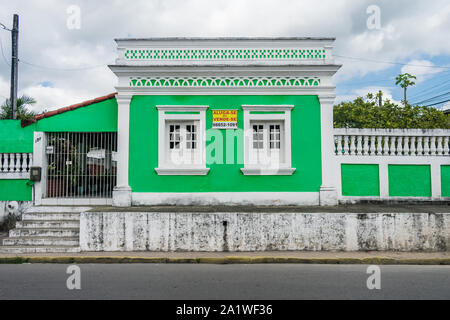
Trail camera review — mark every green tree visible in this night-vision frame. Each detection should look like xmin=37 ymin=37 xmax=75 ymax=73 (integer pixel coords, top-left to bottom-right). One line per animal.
xmin=395 ymin=73 xmax=416 ymax=105
xmin=334 ymin=94 xmax=449 ymax=129
xmin=0 ymin=95 xmax=37 ymax=120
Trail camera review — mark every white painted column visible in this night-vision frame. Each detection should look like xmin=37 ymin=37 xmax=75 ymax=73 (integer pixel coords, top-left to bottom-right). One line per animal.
xmin=319 ymin=95 xmax=338 ymax=205
xmin=431 ymin=162 xmax=441 ymax=200
xmin=113 ymin=95 xmax=132 ymax=207
xmin=32 ymin=132 xmax=46 ymax=206
xmin=379 ymin=162 xmax=389 ymax=199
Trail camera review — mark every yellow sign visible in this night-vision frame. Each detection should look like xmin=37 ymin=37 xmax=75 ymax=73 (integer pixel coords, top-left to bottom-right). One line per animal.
xmin=212 ymin=110 xmax=238 ymax=129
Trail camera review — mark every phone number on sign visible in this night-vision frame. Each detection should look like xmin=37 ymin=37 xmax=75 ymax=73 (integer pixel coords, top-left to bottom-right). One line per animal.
xmin=212 ymin=122 xmax=237 ymax=128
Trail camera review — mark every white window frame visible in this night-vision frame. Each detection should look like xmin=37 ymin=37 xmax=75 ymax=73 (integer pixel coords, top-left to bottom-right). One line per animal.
xmin=241 ymin=105 xmax=296 ymax=175
xmin=155 ymin=105 xmax=209 ymax=175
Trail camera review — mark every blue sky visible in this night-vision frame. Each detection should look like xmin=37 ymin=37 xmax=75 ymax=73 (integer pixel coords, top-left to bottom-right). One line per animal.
xmin=0 ymin=0 xmax=449 ymax=112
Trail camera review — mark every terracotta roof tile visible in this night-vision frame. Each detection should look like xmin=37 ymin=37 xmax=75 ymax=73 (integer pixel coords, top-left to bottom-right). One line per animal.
xmin=22 ymin=92 xmax=117 ymax=127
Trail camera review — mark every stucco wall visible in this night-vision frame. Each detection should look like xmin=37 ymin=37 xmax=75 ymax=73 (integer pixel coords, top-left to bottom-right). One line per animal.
xmin=80 ymin=211 xmax=450 ymax=252
xmin=128 ymin=95 xmax=322 ymax=193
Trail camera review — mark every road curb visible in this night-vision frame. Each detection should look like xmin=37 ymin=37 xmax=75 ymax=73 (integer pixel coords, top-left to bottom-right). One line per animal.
xmin=0 ymin=256 xmax=449 ymax=265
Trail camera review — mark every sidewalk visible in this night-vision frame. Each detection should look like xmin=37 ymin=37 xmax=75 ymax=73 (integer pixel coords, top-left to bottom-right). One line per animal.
xmin=1 ymin=250 xmax=449 ymax=265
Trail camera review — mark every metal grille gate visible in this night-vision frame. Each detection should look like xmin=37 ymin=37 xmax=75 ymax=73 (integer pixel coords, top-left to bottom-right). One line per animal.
xmin=46 ymin=132 xmax=117 ymax=198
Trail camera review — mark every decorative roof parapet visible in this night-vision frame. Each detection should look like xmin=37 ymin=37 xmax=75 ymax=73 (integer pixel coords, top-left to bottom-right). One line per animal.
xmin=113 ymin=37 xmax=337 ymax=66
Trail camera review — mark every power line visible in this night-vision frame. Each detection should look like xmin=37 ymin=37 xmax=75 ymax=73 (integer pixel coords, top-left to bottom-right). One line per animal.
xmin=334 ymin=54 xmax=450 ymax=69
xmin=411 ymin=91 xmax=450 ymax=105
xmin=409 ymin=82 xmax=450 ymax=99
xmin=424 ymin=98 xmax=450 ymax=107
xmin=19 ymin=58 xmax=107 ymax=71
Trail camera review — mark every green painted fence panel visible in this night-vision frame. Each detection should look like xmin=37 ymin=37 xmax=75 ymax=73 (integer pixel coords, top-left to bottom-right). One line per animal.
xmin=341 ymin=164 xmax=380 ymax=196
xmin=388 ymin=165 xmax=431 ymax=197
xmin=441 ymin=165 xmax=450 ymax=197
xmin=0 ymin=180 xmax=32 ymax=201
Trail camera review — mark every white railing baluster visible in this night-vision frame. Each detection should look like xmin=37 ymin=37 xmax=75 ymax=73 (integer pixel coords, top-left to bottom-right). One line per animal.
xmin=350 ymin=135 xmax=356 ymax=155
xmin=444 ymin=137 xmax=449 ymax=155
xmin=436 ymin=137 xmax=443 ymax=155
xmin=403 ymin=136 xmax=410 ymax=156
xmin=423 ymin=137 xmax=430 ymax=156
xmin=410 ymin=136 xmax=416 ymax=156
xmin=15 ymin=153 xmax=20 ymax=172
xmin=336 ymin=135 xmax=342 ymax=155
xmin=369 ymin=135 xmax=375 ymax=155
xmin=356 ymin=135 xmax=363 ymax=155
xmin=430 ymin=136 xmax=436 ymax=155
xmin=376 ymin=136 xmax=382 ymax=155
xmin=332 ymin=129 xmax=449 ymax=157
xmin=417 ymin=136 xmax=423 ymax=156
xmin=343 ymin=135 xmax=349 ymax=155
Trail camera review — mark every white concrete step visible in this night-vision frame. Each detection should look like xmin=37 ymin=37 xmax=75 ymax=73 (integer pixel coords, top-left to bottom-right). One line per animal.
xmin=26 ymin=206 xmax=91 ymax=213
xmin=22 ymin=212 xmax=80 ymax=221
xmin=3 ymin=237 xmax=79 ymax=246
xmin=16 ymin=220 xmax=80 ymax=229
xmin=0 ymin=246 xmax=81 ymax=253
xmin=9 ymin=228 xmax=79 ymax=238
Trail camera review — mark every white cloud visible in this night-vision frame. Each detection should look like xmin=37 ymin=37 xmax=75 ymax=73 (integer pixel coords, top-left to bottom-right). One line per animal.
xmin=400 ymin=60 xmax=444 ymax=84
xmin=336 ymin=86 xmax=401 ymax=105
xmin=0 ymin=0 xmax=449 ymax=110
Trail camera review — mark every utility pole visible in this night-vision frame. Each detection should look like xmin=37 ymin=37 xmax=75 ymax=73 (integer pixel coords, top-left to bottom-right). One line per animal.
xmin=10 ymin=14 xmax=19 ymax=120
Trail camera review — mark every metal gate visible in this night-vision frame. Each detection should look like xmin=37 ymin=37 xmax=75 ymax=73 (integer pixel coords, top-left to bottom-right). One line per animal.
xmin=45 ymin=132 xmax=117 ymax=198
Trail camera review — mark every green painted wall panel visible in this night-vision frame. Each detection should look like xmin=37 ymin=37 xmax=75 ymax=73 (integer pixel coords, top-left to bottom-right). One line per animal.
xmin=129 ymin=95 xmax=322 ymax=193
xmin=341 ymin=164 xmax=379 ymax=196
xmin=388 ymin=165 xmax=431 ymax=197
xmin=0 ymin=120 xmax=34 ymax=153
xmin=0 ymin=180 xmax=32 ymax=201
xmin=29 ymin=98 xmax=118 ymax=132
xmin=441 ymin=165 xmax=450 ymax=197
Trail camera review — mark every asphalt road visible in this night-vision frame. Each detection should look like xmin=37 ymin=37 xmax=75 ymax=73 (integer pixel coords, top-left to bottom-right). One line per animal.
xmin=0 ymin=264 xmax=449 ymax=300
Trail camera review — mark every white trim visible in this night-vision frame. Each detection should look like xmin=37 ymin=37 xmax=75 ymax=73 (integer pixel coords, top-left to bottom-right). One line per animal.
xmin=132 ymin=192 xmax=319 ymax=206
xmin=242 ymin=105 xmax=294 ymax=111
xmin=41 ymin=198 xmax=112 ymax=206
xmin=156 ymin=105 xmax=209 ymax=112
xmin=154 ymin=168 xmax=210 ymax=175
xmin=33 ymin=132 xmax=46 ymax=206
xmin=242 ymin=106 xmax=293 ymax=174
xmin=0 ymin=173 xmax=29 ymax=179
xmin=240 ymin=168 xmax=296 ymax=175
xmin=318 ymin=96 xmax=338 ymax=205
xmin=156 ymin=105 xmax=209 ymax=175
xmin=113 ymin=95 xmax=132 ymax=207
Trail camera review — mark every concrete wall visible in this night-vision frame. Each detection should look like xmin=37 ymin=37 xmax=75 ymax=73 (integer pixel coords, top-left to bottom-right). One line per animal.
xmin=80 ymin=211 xmax=450 ymax=252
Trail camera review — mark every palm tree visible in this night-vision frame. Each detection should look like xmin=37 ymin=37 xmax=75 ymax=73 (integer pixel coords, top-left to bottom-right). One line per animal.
xmin=0 ymin=95 xmax=37 ymax=120
xmin=395 ymin=73 xmax=416 ymax=106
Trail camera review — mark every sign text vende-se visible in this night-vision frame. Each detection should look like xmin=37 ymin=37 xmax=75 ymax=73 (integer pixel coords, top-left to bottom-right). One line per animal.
xmin=212 ymin=110 xmax=238 ymax=129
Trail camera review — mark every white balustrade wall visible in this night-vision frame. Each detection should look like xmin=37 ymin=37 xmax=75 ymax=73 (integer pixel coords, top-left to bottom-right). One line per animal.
xmin=333 ymin=128 xmax=450 ymax=201
xmin=334 ymin=128 xmax=450 ymax=156
xmin=0 ymin=153 xmax=33 ymax=179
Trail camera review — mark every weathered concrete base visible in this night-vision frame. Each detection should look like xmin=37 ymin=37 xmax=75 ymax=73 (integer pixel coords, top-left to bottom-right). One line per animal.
xmin=131 ymin=192 xmax=320 ymax=206
xmin=319 ymin=186 xmax=338 ymax=206
xmin=112 ymin=186 xmax=132 ymax=207
xmin=80 ymin=211 xmax=450 ymax=252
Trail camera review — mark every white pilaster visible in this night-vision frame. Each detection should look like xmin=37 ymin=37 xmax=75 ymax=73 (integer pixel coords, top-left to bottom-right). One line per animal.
xmin=32 ymin=132 xmax=46 ymax=206
xmin=431 ymin=162 xmax=441 ymax=200
xmin=113 ymin=95 xmax=132 ymax=207
xmin=319 ymin=95 xmax=338 ymax=206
